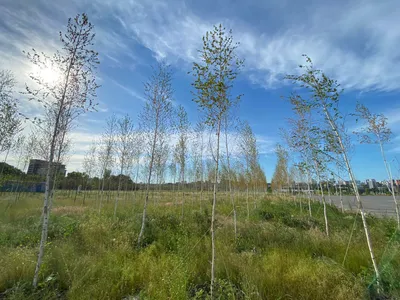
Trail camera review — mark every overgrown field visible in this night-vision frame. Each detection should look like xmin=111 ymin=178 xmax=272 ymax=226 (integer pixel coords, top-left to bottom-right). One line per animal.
xmin=0 ymin=191 xmax=399 ymax=299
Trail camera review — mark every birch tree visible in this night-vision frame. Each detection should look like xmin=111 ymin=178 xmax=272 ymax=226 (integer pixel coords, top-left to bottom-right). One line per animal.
xmin=239 ymin=121 xmax=258 ymax=219
xmin=271 ymin=144 xmax=289 ymax=193
xmin=169 ymin=159 xmax=178 ymax=203
xmin=114 ymin=114 xmax=135 ymax=218
xmin=175 ymin=105 xmax=190 ymax=215
xmin=98 ymin=114 xmax=117 ymax=211
xmin=25 ymin=13 xmax=100 ymax=287
xmin=191 ymin=24 xmax=243 ymax=297
xmin=193 ymin=120 xmax=206 ymax=208
xmin=285 ymin=55 xmax=381 ymax=290
xmin=137 ymin=64 xmax=174 ymax=246
xmin=0 ymin=70 xmax=21 ymax=154
xmin=153 ymin=134 xmax=169 ymax=202
xmin=82 ymin=140 xmax=98 ymax=203
xmin=223 ymin=114 xmax=238 ymax=238
xmin=354 ymin=103 xmax=399 ymax=228
xmin=131 ymin=130 xmax=143 ymax=202
xmin=285 ymin=97 xmax=316 ymax=216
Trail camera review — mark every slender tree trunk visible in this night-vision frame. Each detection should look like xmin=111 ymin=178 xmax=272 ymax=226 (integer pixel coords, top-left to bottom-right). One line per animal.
xmin=33 ymin=123 xmax=61 ymax=287
xmin=99 ymin=175 xmax=106 ymax=213
xmin=200 ymin=176 xmax=203 ymax=210
xmin=200 ymin=134 xmax=204 ymax=211
xmin=246 ymin=183 xmax=250 ymax=220
xmin=339 ymin=184 xmax=344 ymax=213
xmin=158 ymin=175 xmax=162 ymax=205
xmin=327 ymin=183 xmax=332 ymax=205
xmin=114 ymin=169 xmax=123 ymax=219
xmin=320 ymin=181 xmax=329 ymax=236
xmin=83 ymin=179 xmax=88 ymax=205
xmin=172 ymin=172 xmax=176 ymax=205
xmin=33 ymin=160 xmax=54 ymax=287
xmin=314 ymin=162 xmax=329 ymax=236
xmin=132 ymin=162 xmax=140 ymax=207
xmin=323 ymin=105 xmax=381 ymax=289
xmin=224 ymin=117 xmax=237 ymax=239
xmin=33 ymin=109 xmax=71 ymax=288
xmin=210 ymin=118 xmax=221 ymax=299
xmin=138 ymin=121 xmax=158 ymax=246
xmin=298 ymin=183 xmax=303 ymax=214
xmin=48 ymin=143 xmax=65 ymax=214
xmin=306 ymin=169 xmax=312 ymax=217
xmin=379 ymin=142 xmax=400 ymax=228
xmin=181 ymin=168 xmax=185 ymax=218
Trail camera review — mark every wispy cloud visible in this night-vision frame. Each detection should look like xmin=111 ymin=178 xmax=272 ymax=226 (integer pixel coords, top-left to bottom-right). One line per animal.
xmin=255 ymin=134 xmax=276 ymax=156
xmin=93 ymin=0 xmax=400 ymax=92
xmin=111 ymin=79 xmax=146 ymax=102
xmin=3 ymin=0 xmax=400 ymax=93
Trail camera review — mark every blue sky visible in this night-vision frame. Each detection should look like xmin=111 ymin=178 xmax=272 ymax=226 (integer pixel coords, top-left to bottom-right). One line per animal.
xmin=1 ymin=0 xmax=399 ymax=181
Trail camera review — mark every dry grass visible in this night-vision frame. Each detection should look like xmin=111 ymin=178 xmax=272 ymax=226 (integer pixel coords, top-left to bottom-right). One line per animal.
xmin=0 ymin=191 xmax=399 ymax=299
xmin=51 ymin=206 xmax=87 ymax=215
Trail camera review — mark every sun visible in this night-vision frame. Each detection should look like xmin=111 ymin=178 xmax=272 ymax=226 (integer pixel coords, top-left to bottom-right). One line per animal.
xmin=31 ymin=62 xmax=61 ymax=85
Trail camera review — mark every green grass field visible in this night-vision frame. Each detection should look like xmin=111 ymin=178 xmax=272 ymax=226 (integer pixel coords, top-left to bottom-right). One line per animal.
xmin=0 ymin=190 xmax=399 ymax=299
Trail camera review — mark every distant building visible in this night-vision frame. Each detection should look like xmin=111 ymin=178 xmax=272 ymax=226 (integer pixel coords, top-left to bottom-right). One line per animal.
xmin=27 ymin=159 xmax=66 ymax=177
xmin=366 ymin=179 xmax=377 ymax=189
xmin=338 ymin=180 xmax=351 ymax=186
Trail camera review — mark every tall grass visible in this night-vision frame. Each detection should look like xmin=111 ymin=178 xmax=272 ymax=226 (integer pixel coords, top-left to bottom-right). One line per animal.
xmin=0 ymin=191 xmax=399 ymax=299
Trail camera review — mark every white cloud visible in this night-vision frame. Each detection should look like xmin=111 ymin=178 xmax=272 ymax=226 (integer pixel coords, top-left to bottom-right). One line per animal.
xmin=111 ymin=79 xmax=146 ymax=102
xmin=95 ymin=0 xmax=400 ymax=92
xmin=3 ymin=0 xmax=400 ymax=94
xmin=385 ymin=108 xmax=400 ymax=129
xmin=255 ymin=134 xmax=276 ymax=156
xmin=239 ymin=0 xmax=400 ymax=92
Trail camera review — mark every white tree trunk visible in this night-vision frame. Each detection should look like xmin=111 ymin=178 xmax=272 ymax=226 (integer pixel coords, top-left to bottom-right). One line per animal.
xmin=246 ymin=184 xmax=250 ymax=220
xmin=181 ymin=168 xmax=185 ymax=218
xmin=210 ymin=118 xmax=221 ymax=299
xmin=113 ymin=168 xmax=123 ymax=219
xmin=323 ymin=106 xmax=381 ymax=289
xmin=33 ymin=125 xmax=59 ymax=287
xmin=306 ymin=169 xmax=312 ymax=217
xmin=379 ymin=142 xmax=400 ymax=228
xmin=339 ymin=184 xmax=344 ymax=213
xmin=99 ymin=175 xmax=105 ymax=214
xmin=224 ymin=118 xmax=237 ymax=239
xmin=313 ymin=160 xmax=329 ymax=236
xmin=327 ymin=183 xmax=332 ymax=205
xmin=137 ymin=121 xmax=158 ymax=246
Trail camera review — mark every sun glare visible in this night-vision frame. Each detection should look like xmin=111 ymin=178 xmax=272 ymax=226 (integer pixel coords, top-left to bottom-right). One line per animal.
xmin=32 ymin=63 xmax=61 ymax=85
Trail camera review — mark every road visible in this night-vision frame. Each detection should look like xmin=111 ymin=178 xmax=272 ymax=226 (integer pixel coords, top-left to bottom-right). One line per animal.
xmin=319 ymin=195 xmax=397 ymax=217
